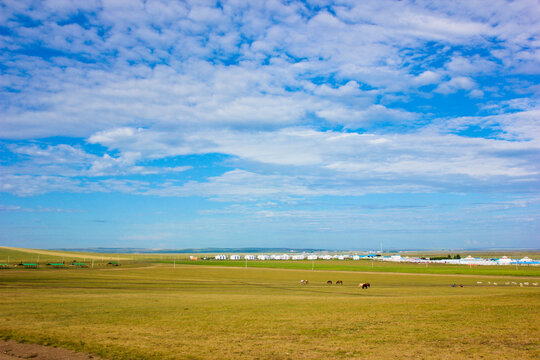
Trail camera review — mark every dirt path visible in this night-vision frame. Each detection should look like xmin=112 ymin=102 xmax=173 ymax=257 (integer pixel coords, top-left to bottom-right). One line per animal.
xmin=0 ymin=247 xmax=129 ymax=260
xmin=0 ymin=339 xmax=103 ymax=360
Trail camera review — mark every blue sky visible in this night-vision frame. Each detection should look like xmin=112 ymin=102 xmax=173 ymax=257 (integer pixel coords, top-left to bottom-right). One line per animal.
xmin=1 ymin=0 xmax=539 ymax=250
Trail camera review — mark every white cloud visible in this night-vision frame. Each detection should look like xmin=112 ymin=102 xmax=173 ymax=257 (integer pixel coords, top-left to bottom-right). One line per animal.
xmin=2 ymin=143 xmax=191 ymax=178
xmin=0 ymin=175 xmax=82 ymax=197
xmin=446 ymin=55 xmax=497 ymax=76
xmin=2 ymin=0 xmax=537 ymax=140
xmin=0 ymin=204 xmax=80 ymax=213
xmin=435 ymin=76 xmax=477 ymax=95
xmin=414 ymin=71 xmax=442 ymax=86
xmin=1 ymin=0 xmax=539 ymax=202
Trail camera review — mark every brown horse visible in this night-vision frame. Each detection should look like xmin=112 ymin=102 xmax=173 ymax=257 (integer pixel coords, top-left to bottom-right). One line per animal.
xmin=336 ymin=280 xmax=343 ymax=285
xmin=327 ymin=280 xmax=333 ymax=285
xmin=358 ymin=283 xmax=370 ymax=289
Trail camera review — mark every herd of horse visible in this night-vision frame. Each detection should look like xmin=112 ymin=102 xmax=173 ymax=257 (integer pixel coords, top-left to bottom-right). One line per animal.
xmin=300 ymin=280 xmax=371 ymax=289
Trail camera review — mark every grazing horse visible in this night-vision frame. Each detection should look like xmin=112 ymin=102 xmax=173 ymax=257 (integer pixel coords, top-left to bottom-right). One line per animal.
xmin=358 ymin=283 xmax=370 ymax=289
xmin=336 ymin=280 xmax=343 ymax=285
xmin=327 ymin=280 xmax=333 ymax=285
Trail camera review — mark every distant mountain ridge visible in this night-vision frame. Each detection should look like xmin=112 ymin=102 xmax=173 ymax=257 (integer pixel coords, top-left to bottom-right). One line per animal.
xmin=50 ymin=247 xmax=540 ymax=254
xmin=51 ymin=247 xmax=331 ymax=254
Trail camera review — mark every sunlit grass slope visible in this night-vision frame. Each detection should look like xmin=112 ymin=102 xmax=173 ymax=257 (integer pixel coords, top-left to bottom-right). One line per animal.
xmin=0 ymin=247 xmax=130 ymax=263
xmin=1 ymin=262 xmax=539 ymax=359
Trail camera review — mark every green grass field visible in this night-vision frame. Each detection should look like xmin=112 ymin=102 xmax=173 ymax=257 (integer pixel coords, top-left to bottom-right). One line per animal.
xmin=163 ymin=259 xmax=540 ymax=277
xmin=0 ymin=247 xmax=539 ymax=359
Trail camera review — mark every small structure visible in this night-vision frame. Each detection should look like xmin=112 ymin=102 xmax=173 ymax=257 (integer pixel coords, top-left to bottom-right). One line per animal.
xmin=71 ymin=262 xmax=88 ymax=268
xmin=496 ymin=256 xmax=512 ymax=265
xmin=189 ymin=256 xmax=198 ymax=261
xmin=230 ymin=255 xmax=241 ymax=260
xmin=18 ymin=263 xmax=38 ymax=268
xmin=257 ymin=255 xmax=269 ymax=260
xmin=389 ymin=255 xmax=402 ymax=262
xmin=214 ymin=255 xmax=227 ymax=260
xmin=307 ymin=254 xmax=318 ymax=260
xmin=244 ymin=255 xmax=256 ymax=260
xmin=47 ymin=263 xmax=65 ymax=268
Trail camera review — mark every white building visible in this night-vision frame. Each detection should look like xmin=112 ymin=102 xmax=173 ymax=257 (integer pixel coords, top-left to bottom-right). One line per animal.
xmin=292 ymin=255 xmax=305 ymax=260
xmin=257 ymin=255 xmax=270 ymax=260
xmin=214 ymin=255 xmax=227 ymax=260
xmin=307 ymin=254 xmax=318 ymax=260
xmin=230 ymin=254 xmax=241 ymax=260
xmin=244 ymin=255 xmax=256 ymax=260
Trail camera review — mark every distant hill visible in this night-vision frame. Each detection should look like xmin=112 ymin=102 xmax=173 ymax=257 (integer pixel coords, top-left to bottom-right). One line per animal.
xmin=52 ymin=247 xmax=331 ymax=254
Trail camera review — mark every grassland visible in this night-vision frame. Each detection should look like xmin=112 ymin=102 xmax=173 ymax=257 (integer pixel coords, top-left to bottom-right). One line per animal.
xmin=164 ymin=259 xmax=540 ymax=277
xmin=0 ymin=247 xmax=539 ymax=359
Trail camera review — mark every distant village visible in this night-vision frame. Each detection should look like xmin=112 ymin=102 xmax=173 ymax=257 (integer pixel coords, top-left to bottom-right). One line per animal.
xmin=198 ymin=253 xmax=539 ymax=266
